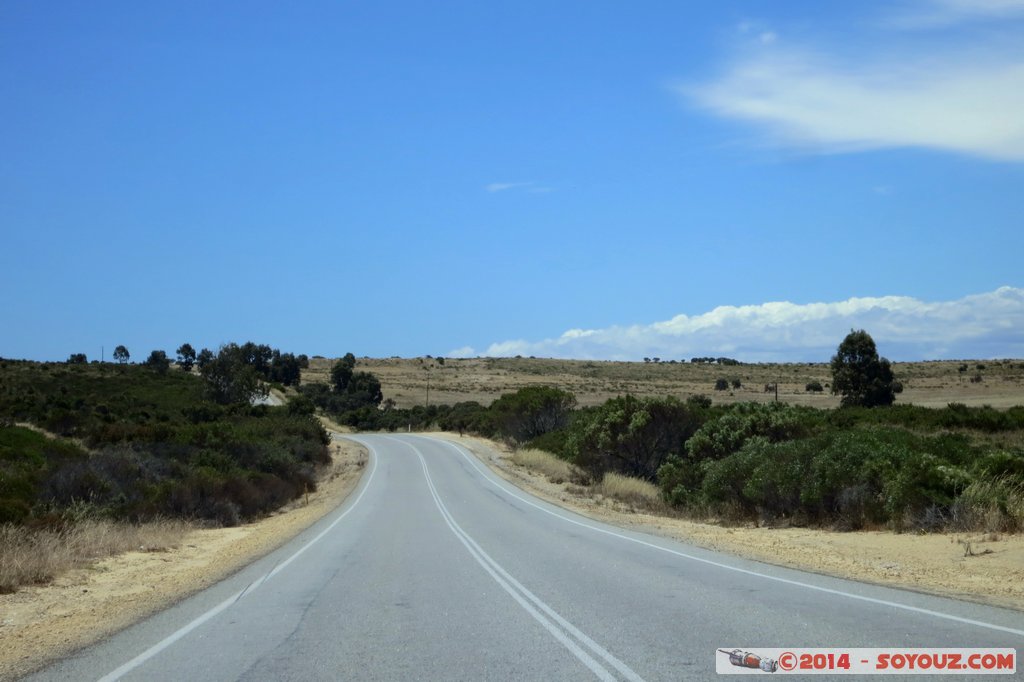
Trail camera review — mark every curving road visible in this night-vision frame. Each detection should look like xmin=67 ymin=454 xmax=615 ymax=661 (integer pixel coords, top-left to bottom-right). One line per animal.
xmin=28 ymin=435 xmax=1023 ymax=680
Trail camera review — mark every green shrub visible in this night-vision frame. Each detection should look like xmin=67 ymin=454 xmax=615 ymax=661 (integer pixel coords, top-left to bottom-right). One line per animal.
xmin=564 ymin=395 xmax=703 ymax=482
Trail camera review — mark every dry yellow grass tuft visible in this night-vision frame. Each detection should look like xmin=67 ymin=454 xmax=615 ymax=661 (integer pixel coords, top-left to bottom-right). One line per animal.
xmin=955 ymin=476 xmax=1024 ymax=533
xmin=0 ymin=519 xmax=191 ymax=594
xmin=594 ymin=472 xmax=665 ymax=511
xmin=510 ymin=448 xmax=577 ymax=484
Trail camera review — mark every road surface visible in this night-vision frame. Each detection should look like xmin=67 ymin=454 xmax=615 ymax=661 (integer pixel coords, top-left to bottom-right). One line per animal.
xmin=28 ymin=435 xmax=1023 ymax=680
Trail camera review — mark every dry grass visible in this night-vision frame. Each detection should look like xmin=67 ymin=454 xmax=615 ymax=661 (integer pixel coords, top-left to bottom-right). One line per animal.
xmin=0 ymin=519 xmax=192 ymax=594
xmin=510 ymin=448 xmax=577 ymax=484
xmin=954 ymin=476 xmax=1024 ymax=533
xmin=304 ymin=356 xmax=1024 ymax=410
xmin=508 ymin=449 xmax=665 ymax=512
xmin=594 ymin=472 xmax=665 ymax=512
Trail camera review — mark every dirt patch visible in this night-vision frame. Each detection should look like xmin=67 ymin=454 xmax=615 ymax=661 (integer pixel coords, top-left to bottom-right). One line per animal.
xmin=431 ymin=433 xmax=1024 ymax=612
xmin=0 ymin=437 xmax=367 ymax=682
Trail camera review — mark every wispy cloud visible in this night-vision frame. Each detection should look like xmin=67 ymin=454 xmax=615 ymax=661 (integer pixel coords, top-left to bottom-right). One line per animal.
xmin=887 ymin=0 xmax=1024 ymax=28
xmin=485 ymin=182 xmax=531 ymax=193
xmin=485 ymin=181 xmax=553 ymax=194
xmin=686 ymin=5 xmax=1024 ymax=161
xmin=469 ymin=287 xmax=1024 ymax=362
xmin=687 ymin=51 xmax=1024 ymax=161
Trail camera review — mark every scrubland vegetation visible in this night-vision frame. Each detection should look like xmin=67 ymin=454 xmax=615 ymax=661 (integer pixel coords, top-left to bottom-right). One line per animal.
xmin=3 ymin=330 xmax=1023 ymax=593
xmin=0 ymin=346 xmax=331 ymax=591
xmin=302 ymin=333 xmax=1024 ymax=535
xmin=0 ymin=358 xmax=329 ymax=527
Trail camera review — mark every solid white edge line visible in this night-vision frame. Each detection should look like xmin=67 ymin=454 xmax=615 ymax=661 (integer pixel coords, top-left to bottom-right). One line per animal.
xmin=96 ymin=439 xmax=378 ymax=682
xmin=421 ymin=435 xmax=1024 ymax=639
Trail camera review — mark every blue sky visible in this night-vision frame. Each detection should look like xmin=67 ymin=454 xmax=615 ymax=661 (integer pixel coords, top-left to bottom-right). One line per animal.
xmin=2 ymin=0 xmax=1022 ymax=362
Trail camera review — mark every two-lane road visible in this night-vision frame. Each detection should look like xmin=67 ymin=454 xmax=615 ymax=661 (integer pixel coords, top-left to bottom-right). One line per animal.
xmin=29 ymin=435 xmax=1023 ymax=680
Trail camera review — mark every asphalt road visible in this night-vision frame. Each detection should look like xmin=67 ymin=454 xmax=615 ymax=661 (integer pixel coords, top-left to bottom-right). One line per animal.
xmin=28 ymin=435 xmax=1023 ymax=680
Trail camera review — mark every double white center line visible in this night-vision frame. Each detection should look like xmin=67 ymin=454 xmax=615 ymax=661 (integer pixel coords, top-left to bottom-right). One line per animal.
xmin=391 ymin=438 xmax=646 ymax=682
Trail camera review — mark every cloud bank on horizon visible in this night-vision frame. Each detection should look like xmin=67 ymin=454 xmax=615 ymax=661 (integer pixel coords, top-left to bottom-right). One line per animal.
xmin=449 ymin=287 xmax=1024 ymax=362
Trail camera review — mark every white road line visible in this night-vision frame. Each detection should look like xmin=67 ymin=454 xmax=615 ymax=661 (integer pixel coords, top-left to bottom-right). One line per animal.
xmin=387 ymin=436 xmax=646 ymax=682
xmin=97 ymin=441 xmax=378 ymax=682
xmin=424 ymin=435 xmax=1024 ymax=639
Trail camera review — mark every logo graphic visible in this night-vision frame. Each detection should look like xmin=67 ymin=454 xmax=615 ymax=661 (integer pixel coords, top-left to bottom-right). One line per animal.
xmin=719 ymin=649 xmax=779 ymax=673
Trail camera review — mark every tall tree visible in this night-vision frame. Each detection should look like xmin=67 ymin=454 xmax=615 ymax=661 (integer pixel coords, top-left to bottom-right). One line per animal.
xmin=331 ymin=353 xmax=357 ymax=393
xmin=200 ymin=345 xmax=269 ymax=404
xmin=270 ymin=352 xmax=302 ymax=386
xmin=830 ymin=329 xmax=900 ymax=407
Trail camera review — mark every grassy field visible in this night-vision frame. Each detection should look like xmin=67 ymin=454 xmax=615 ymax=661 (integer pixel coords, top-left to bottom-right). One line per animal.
xmin=301 ymin=356 xmax=1024 ymax=410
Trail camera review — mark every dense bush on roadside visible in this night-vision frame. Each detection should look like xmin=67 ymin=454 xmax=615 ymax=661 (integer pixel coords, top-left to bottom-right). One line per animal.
xmin=487 ymin=386 xmax=576 ymax=445
xmin=0 ymin=361 xmax=330 ymax=526
xmin=662 ymin=418 xmax=1024 ymax=531
xmin=563 ymin=395 xmax=706 ymax=482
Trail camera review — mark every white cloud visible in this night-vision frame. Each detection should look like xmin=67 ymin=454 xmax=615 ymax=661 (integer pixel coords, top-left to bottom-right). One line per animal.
xmin=687 ymin=48 xmax=1024 ymax=161
xmin=474 ymin=287 xmax=1024 ymax=362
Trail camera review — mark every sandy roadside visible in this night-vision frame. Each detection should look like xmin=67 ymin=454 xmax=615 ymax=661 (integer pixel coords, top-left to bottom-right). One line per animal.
xmin=0 ymin=436 xmax=367 ymax=682
xmin=428 ymin=432 xmax=1024 ymax=613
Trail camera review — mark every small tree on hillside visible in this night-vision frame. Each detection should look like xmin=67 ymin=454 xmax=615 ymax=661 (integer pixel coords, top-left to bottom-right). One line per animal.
xmin=145 ymin=350 xmax=170 ymax=375
xmin=113 ymin=345 xmax=130 ymax=365
xmin=197 ymin=348 xmax=214 ymax=369
xmin=830 ymin=330 xmax=900 ymax=407
xmin=176 ymin=343 xmax=197 ymax=372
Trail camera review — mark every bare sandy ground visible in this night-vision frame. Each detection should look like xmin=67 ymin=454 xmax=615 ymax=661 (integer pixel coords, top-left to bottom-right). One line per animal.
xmin=0 ymin=437 xmax=367 ymax=682
xmin=430 ymin=433 xmax=1024 ymax=613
